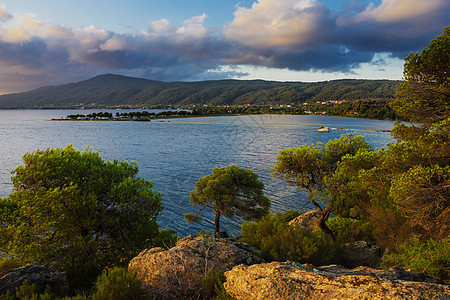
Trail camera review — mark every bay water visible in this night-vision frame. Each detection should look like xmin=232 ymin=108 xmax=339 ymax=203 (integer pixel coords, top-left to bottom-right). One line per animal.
xmin=0 ymin=110 xmax=395 ymax=236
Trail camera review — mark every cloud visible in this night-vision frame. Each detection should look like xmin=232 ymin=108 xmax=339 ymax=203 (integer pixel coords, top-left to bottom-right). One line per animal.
xmin=224 ymin=0 xmax=330 ymax=50
xmin=352 ymin=0 xmax=447 ymax=23
xmin=0 ymin=1 xmax=448 ymax=94
xmin=0 ymin=4 xmax=12 ymax=23
xmin=222 ymin=0 xmax=449 ymax=70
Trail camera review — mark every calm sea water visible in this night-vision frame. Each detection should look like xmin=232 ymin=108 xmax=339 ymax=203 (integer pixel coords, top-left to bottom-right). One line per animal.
xmin=0 ymin=110 xmax=395 ymax=236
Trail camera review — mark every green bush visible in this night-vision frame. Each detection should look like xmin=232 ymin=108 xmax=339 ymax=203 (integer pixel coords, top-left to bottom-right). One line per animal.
xmin=240 ymin=212 xmax=336 ymax=266
xmin=155 ymin=228 xmax=178 ymax=249
xmin=2 ymin=280 xmax=54 ymax=300
xmin=381 ymin=237 xmax=450 ymax=280
xmin=91 ymin=267 xmax=146 ymax=300
xmin=279 ymin=210 xmax=300 ymax=223
xmin=0 ymin=257 xmax=22 ymax=276
xmin=202 ymin=268 xmax=234 ymax=300
xmin=326 ymin=216 xmax=374 ymax=244
xmin=0 ymin=146 xmax=165 ymax=290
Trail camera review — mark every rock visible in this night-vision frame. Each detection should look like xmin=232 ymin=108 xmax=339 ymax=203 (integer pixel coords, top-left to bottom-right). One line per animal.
xmin=0 ymin=264 xmax=68 ymax=296
xmin=288 ymin=210 xmax=321 ymax=230
xmin=340 ymin=240 xmax=382 ymax=268
xmin=129 ymin=235 xmax=265 ymax=299
xmin=224 ymin=262 xmax=449 ymax=300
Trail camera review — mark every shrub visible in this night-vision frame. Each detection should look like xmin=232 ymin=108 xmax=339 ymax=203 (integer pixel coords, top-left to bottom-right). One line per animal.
xmin=381 ymin=237 xmax=450 ymax=281
xmin=240 ymin=212 xmax=336 ymax=266
xmin=0 ymin=146 xmax=164 ymax=289
xmin=91 ymin=267 xmax=146 ymax=300
xmin=279 ymin=210 xmax=300 ymax=223
xmin=2 ymin=280 xmax=54 ymax=300
xmin=326 ymin=216 xmax=374 ymax=244
xmin=202 ymin=268 xmax=234 ymax=300
xmin=155 ymin=228 xmax=179 ymax=249
xmin=0 ymin=257 xmax=22 ymax=276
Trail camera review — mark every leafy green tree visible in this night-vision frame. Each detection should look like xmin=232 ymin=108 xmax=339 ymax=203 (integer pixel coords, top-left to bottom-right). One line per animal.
xmin=329 ymin=27 xmax=450 ymax=249
xmin=272 ymin=133 xmax=371 ymax=241
xmin=390 ymin=165 xmax=449 ymax=239
xmin=385 ymin=27 xmax=450 ymax=242
xmin=393 ymin=26 xmax=450 ymax=126
xmin=325 ymin=148 xmax=388 ymax=219
xmin=184 ymin=165 xmax=270 ymax=235
xmin=0 ymin=145 xmax=164 ymax=288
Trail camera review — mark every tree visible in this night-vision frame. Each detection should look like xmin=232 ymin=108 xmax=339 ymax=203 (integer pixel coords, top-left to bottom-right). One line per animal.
xmin=393 ymin=26 xmax=450 ymax=126
xmin=184 ymin=165 xmax=270 ymax=235
xmin=0 ymin=145 xmax=164 ymax=287
xmin=272 ymin=133 xmax=372 ymax=241
xmin=390 ymin=165 xmax=450 ymax=238
xmin=330 ymin=27 xmax=450 ymax=248
xmin=387 ymin=27 xmax=450 ymax=241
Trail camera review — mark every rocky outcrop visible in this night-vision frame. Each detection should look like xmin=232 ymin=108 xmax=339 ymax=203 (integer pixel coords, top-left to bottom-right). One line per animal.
xmin=224 ymin=262 xmax=449 ymax=300
xmin=129 ymin=235 xmax=264 ymax=299
xmin=340 ymin=240 xmax=382 ymax=268
xmin=0 ymin=264 xmax=68 ymax=296
xmin=288 ymin=210 xmax=321 ymax=230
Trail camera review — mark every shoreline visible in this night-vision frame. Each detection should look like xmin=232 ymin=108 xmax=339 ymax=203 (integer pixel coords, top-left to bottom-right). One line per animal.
xmin=49 ymin=114 xmax=392 ymax=133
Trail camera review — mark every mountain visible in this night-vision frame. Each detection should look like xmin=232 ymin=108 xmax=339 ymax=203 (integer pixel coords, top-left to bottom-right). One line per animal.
xmin=0 ymin=74 xmax=160 ymax=108
xmin=0 ymin=74 xmax=400 ymax=108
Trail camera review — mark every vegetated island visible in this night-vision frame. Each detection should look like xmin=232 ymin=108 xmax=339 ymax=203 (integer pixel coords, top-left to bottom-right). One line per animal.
xmin=52 ymin=109 xmax=393 ymax=133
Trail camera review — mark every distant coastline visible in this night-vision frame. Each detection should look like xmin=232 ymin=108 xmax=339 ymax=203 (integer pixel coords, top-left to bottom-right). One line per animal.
xmin=49 ymin=111 xmax=392 ymax=133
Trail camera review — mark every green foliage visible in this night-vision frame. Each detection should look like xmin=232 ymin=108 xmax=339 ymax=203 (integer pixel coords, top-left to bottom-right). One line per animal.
xmin=381 ymin=237 xmax=450 ymax=281
xmin=91 ymin=267 xmax=146 ymax=300
xmin=331 ymin=99 xmax=400 ymax=120
xmin=0 ymin=257 xmax=23 ymax=276
xmin=322 ymin=29 xmax=450 ymax=249
xmin=0 ymin=73 xmax=397 ymax=109
xmin=393 ymin=26 xmax=450 ymax=125
xmin=2 ymin=280 xmax=55 ymax=300
xmin=240 ymin=212 xmax=336 ymax=266
xmin=154 ymin=228 xmax=178 ymax=249
xmin=272 ymin=133 xmax=372 ymax=240
xmin=202 ymin=268 xmax=233 ymax=300
xmin=185 ymin=165 xmax=270 ymax=234
xmin=325 ymin=148 xmax=389 ymax=219
xmin=279 ymin=210 xmax=300 ymax=223
xmin=355 ymin=27 xmax=450 ymax=247
xmin=390 ymin=165 xmax=449 ymax=238
xmin=0 ymin=145 xmax=164 ymax=289
xmin=326 ymin=217 xmax=373 ymax=244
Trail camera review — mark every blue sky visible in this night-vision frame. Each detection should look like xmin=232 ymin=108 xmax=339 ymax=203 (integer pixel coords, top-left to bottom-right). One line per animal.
xmin=0 ymin=0 xmax=448 ymax=94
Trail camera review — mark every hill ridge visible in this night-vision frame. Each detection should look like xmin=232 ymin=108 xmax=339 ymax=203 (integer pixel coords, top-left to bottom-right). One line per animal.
xmin=0 ymin=74 xmax=400 ymax=108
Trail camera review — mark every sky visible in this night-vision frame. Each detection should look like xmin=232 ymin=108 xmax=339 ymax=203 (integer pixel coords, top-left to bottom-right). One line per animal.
xmin=0 ymin=0 xmax=448 ymax=94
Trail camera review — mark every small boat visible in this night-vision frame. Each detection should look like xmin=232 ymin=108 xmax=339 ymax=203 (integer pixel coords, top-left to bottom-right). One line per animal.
xmin=317 ymin=126 xmax=330 ymax=132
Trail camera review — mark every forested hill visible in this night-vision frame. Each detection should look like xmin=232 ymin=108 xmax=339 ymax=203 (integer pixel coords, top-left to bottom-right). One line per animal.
xmin=0 ymin=74 xmax=400 ymax=109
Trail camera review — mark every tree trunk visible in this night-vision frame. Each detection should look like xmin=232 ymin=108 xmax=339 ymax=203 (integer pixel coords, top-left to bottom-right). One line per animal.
xmin=214 ymin=211 xmax=220 ymax=235
xmin=319 ymin=206 xmax=336 ymax=242
xmin=308 ymin=188 xmax=336 ymax=242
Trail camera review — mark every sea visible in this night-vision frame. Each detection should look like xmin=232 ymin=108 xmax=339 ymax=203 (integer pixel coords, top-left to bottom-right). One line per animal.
xmin=0 ymin=110 xmax=395 ymax=237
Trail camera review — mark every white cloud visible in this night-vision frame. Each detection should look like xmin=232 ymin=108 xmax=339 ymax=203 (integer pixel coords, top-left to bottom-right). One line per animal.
xmin=0 ymin=4 xmax=12 ymax=23
xmin=353 ymin=0 xmax=447 ymax=23
xmin=0 ymin=12 xmax=45 ymax=42
xmin=223 ymin=0 xmax=329 ymax=49
xmin=100 ymin=35 xmax=128 ymax=51
xmin=147 ymin=18 xmax=171 ymax=36
xmin=175 ymin=13 xmax=211 ymax=42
